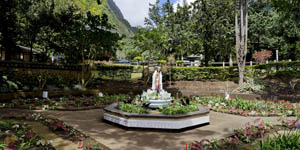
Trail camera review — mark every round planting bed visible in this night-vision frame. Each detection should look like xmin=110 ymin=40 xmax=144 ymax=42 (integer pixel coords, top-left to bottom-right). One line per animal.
xmin=103 ymin=103 xmax=210 ymax=129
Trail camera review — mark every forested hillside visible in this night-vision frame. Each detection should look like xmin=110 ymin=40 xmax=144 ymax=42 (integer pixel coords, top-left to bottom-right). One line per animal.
xmin=104 ymin=0 xmax=134 ymax=37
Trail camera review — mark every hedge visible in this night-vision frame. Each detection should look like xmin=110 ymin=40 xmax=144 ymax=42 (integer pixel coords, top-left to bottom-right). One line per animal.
xmin=251 ymin=61 xmax=300 ymax=78
xmin=96 ymin=64 xmax=133 ymax=80
xmin=164 ymin=61 xmax=300 ymax=81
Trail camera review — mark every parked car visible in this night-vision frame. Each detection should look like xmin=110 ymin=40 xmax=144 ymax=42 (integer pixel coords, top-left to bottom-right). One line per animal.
xmin=114 ymin=59 xmax=130 ymax=64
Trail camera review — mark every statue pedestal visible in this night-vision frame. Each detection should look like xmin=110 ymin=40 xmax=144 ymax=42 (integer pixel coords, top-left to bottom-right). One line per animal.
xmin=147 ymin=99 xmax=172 ymax=108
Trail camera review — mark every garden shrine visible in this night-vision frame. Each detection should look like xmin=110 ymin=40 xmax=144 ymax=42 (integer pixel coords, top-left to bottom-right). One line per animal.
xmin=103 ymin=68 xmax=210 ymax=129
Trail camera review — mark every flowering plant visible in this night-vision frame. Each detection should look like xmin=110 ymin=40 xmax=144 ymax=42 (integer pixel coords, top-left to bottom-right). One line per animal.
xmin=195 ymin=97 xmax=300 ymax=117
xmin=141 ymin=89 xmax=172 ymax=101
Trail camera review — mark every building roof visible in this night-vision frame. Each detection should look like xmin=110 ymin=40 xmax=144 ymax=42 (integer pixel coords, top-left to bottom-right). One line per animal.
xmin=17 ymin=45 xmax=40 ymax=53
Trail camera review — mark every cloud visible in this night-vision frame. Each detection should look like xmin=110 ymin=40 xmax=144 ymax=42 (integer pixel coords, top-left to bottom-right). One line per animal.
xmin=113 ymin=0 xmax=156 ymax=27
xmin=173 ymin=0 xmax=196 ymax=11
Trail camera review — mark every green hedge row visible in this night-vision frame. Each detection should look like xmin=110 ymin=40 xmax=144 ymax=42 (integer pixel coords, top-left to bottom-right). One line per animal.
xmin=164 ymin=61 xmax=300 ymax=81
xmin=250 ymin=61 xmax=300 ymax=78
xmin=252 ymin=61 xmax=300 ymax=70
xmin=96 ymin=64 xmax=133 ymax=80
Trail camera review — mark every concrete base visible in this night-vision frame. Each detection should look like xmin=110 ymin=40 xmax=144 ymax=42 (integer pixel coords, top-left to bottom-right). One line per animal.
xmin=103 ymin=103 xmax=210 ymax=129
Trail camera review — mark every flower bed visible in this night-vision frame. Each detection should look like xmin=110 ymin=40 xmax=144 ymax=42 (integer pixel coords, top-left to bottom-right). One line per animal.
xmin=194 ymin=97 xmax=300 ymax=116
xmin=0 ymin=94 xmax=131 ymax=111
xmin=118 ymin=98 xmax=199 ymax=115
xmin=189 ymin=117 xmax=300 ymax=150
xmin=0 ymin=112 xmax=108 ymax=150
xmin=0 ymin=119 xmax=55 ymax=150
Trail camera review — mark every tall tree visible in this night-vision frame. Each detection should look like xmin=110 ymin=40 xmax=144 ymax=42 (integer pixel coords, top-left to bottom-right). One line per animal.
xmin=0 ymin=0 xmax=32 ymax=60
xmin=235 ymin=0 xmax=249 ymax=85
xmin=191 ymin=0 xmax=234 ymax=66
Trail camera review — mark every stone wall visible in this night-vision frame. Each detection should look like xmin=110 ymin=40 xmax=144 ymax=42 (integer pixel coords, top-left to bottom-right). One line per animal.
xmin=164 ymin=81 xmax=238 ymax=96
xmin=96 ymin=80 xmax=245 ymax=98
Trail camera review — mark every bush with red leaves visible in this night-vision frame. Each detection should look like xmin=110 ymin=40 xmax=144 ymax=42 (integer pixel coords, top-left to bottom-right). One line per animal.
xmin=252 ymin=51 xmax=272 ymax=64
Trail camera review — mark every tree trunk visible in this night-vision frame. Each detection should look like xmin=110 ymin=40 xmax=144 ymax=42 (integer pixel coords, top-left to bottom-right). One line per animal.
xmin=235 ymin=0 xmax=248 ymax=86
xmin=229 ymin=53 xmax=233 ymax=66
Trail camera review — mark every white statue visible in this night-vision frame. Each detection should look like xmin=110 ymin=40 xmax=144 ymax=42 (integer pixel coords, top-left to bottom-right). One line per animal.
xmin=152 ymin=67 xmax=163 ymax=91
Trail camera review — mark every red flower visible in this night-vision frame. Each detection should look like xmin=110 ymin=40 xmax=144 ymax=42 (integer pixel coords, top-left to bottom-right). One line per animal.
xmin=78 ymin=141 xmax=83 ymax=148
xmin=28 ymin=132 xmax=35 ymax=138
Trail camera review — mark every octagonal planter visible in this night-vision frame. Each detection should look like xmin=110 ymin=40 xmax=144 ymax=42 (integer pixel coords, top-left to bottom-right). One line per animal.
xmin=103 ymin=103 xmax=210 ymax=129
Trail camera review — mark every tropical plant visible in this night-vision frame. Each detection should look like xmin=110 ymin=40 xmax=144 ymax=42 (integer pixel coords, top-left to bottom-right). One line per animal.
xmin=257 ymin=130 xmax=300 ymax=150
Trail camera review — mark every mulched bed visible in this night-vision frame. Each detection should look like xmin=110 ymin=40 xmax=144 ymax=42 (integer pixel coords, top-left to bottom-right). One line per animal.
xmin=189 ymin=118 xmax=300 ymax=150
xmin=0 ymin=94 xmax=132 ymax=111
xmin=0 ymin=119 xmax=55 ymax=150
xmin=0 ymin=111 xmax=110 ymax=150
xmin=194 ymin=97 xmax=300 ymax=117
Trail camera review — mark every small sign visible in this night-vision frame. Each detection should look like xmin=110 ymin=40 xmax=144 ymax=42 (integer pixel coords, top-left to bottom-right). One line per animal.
xmin=43 ymin=91 xmax=48 ymax=99
xmin=98 ymin=92 xmax=103 ymax=97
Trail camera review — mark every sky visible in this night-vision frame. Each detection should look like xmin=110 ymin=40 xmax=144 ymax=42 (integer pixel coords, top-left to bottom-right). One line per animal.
xmin=113 ymin=0 xmax=195 ymax=27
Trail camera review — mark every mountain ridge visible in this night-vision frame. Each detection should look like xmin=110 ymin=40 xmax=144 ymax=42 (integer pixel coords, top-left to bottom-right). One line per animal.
xmin=104 ymin=0 xmax=134 ymax=37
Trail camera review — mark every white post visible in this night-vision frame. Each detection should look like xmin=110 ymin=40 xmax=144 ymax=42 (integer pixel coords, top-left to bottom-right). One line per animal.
xmin=250 ymin=61 xmax=253 ymax=66
xmin=276 ymin=50 xmax=279 ymax=62
xmin=51 ymin=56 xmax=55 ymax=63
xmin=266 ymin=60 xmax=269 ymax=64
xmin=223 ymin=62 xmax=225 ymax=67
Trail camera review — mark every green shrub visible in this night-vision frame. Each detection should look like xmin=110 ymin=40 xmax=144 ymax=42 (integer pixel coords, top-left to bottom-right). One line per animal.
xmin=119 ymin=102 xmax=149 ymax=114
xmin=133 ymin=65 xmax=143 ymax=73
xmin=157 ymin=60 xmax=167 ymax=64
xmin=176 ymin=60 xmax=184 ymax=64
xmin=257 ymin=130 xmax=300 ymax=150
xmin=161 ymin=104 xmax=199 ymax=115
xmin=96 ymin=64 xmax=133 ymax=80
xmin=0 ymin=76 xmax=19 ymax=92
xmin=164 ymin=61 xmax=300 ymax=82
xmin=133 ymin=56 xmax=142 ymax=61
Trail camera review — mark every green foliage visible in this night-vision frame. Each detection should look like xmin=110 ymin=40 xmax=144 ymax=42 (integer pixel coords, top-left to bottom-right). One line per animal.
xmin=133 ymin=56 xmax=142 ymax=61
xmin=0 ymin=120 xmax=54 ymax=149
xmin=233 ymin=68 xmax=265 ymax=94
xmin=156 ymin=60 xmax=167 ymax=64
xmin=96 ymin=64 xmax=133 ymax=80
xmin=160 ymin=103 xmax=199 ymax=115
xmin=104 ymin=0 xmax=134 ymax=37
xmin=133 ymin=65 xmax=143 ymax=73
xmin=119 ymin=102 xmax=149 ymax=114
xmin=176 ymin=60 xmax=183 ymax=64
xmin=190 ymin=0 xmax=235 ymax=65
xmin=196 ymin=96 xmax=299 ymax=116
xmin=257 ymin=130 xmax=300 ymax=150
xmin=0 ymin=76 xmax=19 ymax=92
xmin=0 ymin=68 xmax=78 ymax=92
